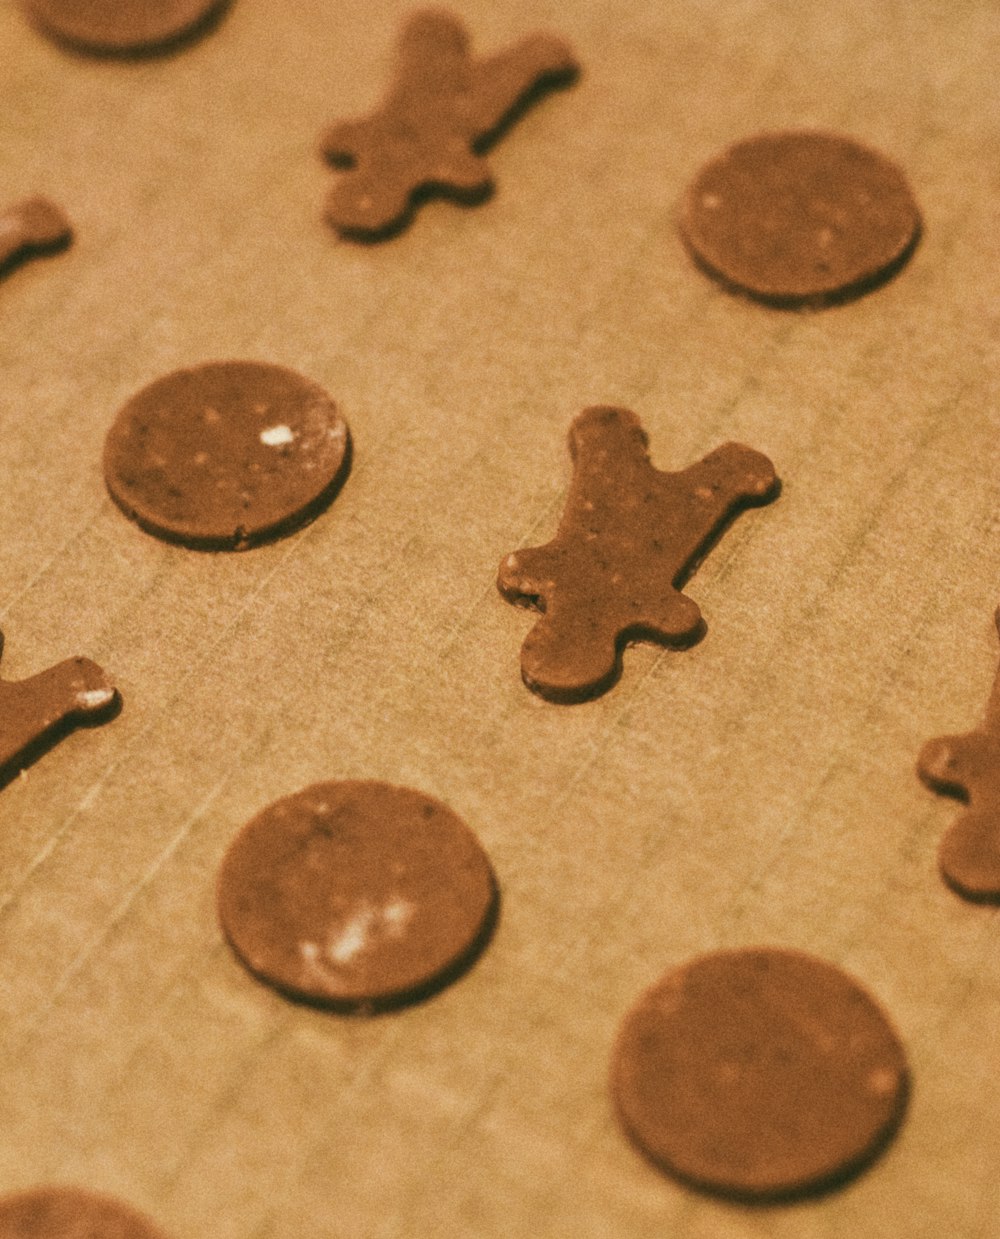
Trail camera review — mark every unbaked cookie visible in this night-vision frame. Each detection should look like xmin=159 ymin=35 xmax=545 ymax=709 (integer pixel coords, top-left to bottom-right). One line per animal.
xmin=20 ymin=0 xmax=228 ymax=55
xmin=320 ymin=9 xmax=578 ymax=239
xmin=103 ymin=361 xmax=351 ymax=551
xmin=498 ymin=406 xmax=778 ymax=702
xmin=217 ymin=781 xmax=498 ymax=1012
xmin=680 ymin=130 xmax=921 ymax=306
xmin=611 ymin=947 xmax=909 ymax=1200
xmin=0 ymin=1186 xmax=167 ymax=1238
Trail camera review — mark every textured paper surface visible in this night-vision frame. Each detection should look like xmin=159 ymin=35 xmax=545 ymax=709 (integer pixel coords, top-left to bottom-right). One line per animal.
xmin=1 ymin=1 xmax=999 ymax=1235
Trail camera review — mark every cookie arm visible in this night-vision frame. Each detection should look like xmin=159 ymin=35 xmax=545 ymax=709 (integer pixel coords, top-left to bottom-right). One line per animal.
xmin=496 ymin=546 xmax=559 ymax=606
xmin=0 ymin=197 xmax=72 ymax=270
xmin=467 ymin=34 xmax=579 ymax=146
xmin=0 ymin=657 xmax=117 ymax=781
xmin=320 ymin=119 xmax=371 ymax=167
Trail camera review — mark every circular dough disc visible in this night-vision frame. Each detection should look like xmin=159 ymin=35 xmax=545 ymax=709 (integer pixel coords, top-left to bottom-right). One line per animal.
xmin=217 ymin=781 xmax=499 ymax=1011
xmin=0 ymin=1187 xmax=167 ymax=1238
xmin=611 ymin=947 xmax=909 ymax=1200
xmin=103 ymin=360 xmax=351 ymax=550
xmin=680 ymin=130 xmax=921 ymax=306
xmin=21 ymin=0 xmax=227 ymax=53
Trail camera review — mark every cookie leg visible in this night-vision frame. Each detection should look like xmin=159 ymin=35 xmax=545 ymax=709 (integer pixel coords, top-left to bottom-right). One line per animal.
xmin=626 ymin=592 xmax=705 ymax=647
xmin=325 ymin=169 xmax=414 ymax=238
xmin=916 ymin=735 xmax=968 ymax=799
xmin=939 ymin=810 xmax=1000 ymax=902
xmin=519 ymin=608 xmax=621 ymax=703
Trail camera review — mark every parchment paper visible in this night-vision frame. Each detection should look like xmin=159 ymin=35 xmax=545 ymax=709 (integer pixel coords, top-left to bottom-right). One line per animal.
xmin=1 ymin=1 xmax=999 ymax=1235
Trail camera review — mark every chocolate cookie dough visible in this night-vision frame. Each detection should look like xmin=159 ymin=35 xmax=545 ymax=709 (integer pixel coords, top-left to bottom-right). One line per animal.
xmin=0 ymin=1186 xmax=167 ymax=1237
xmin=20 ymin=0 xmax=228 ymax=55
xmin=611 ymin=948 xmax=909 ymax=1201
xmin=0 ymin=197 xmax=71 ymax=276
xmin=497 ymin=406 xmax=778 ymax=702
xmin=918 ymin=608 xmax=1000 ymax=901
xmin=320 ymin=9 xmax=579 ymax=239
xmin=217 ymin=781 xmax=498 ymax=1012
xmin=680 ymin=130 xmax=921 ymax=306
xmin=0 ymin=629 xmax=118 ymax=788
xmin=103 ymin=361 xmax=351 ymax=551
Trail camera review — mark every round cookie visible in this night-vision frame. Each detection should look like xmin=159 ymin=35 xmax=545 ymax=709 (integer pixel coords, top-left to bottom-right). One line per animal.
xmin=217 ymin=781 xmax=499 ymax=1011
xmin=0 ymin=1186 xmax=167 ymax=1238
xmin=611 ymin=947 xmax=909 ymax=1200
xmin=680 ymin=130 xmax=921 ymax=306
xmin=20 ymin=0 xmax=227 ymax=54
xmin=103 ymin=361 xmax=351 ymax=551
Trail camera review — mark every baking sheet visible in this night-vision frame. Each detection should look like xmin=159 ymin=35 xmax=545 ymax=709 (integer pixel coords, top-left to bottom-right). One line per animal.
xmin=2 ymin=0 xmax=999 ymax=1235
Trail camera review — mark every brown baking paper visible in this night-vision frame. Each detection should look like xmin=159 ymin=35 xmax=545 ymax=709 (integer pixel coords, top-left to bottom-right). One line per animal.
xmin=1 ymin=1 xmax=1000 ymax=1235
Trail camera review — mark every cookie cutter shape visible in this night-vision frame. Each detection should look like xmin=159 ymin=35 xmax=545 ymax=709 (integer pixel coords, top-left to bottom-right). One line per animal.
xmin=497 ymin=406 xmax=778 ymax=703
xmin=320 ymin=8 xmax=579 ymax=239
xmin=0 ymin=630 xmax=118 ymax=788
xmin=20 ymin=0 xmax=229 ymax=55
xmin=918 ymin=608 xmax=1000 ymax=901
xmin=217 ymin=781 xmax=499 ymax=1012
xmin=611 ymin=948 xmax=909 ymax=1201
xmin=103 ymin=361 xmax=351 ymax=551
xmin=0 ymin=197 xmax=71 ymax=277
xmin=680 ymin=130 xmax=921 ymax=307
xmin=0 ymin=1186 xmax=169 ymax=1238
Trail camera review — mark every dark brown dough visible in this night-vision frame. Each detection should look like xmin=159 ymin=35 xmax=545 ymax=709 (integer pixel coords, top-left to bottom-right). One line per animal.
xmin=918 ymin=608 xmax=1000 ymax=901
xmin=497 ymin=406 xmax=778 ymax=702
xmin=0 ymin=1186 xmax=167 ymax=1238
xmin=103 ymin=361 xmax=351 ymax=551
xmin=320 ymin=9 xmax=579 ymax=239
xmin=611 ymin=948 xmax=909 ymax=1201
xmin=20 ymin=0 xmax=228 ymax=54
xmin=0 ymin=629 xmax=118 ymax=788
xmin=680 ymin=130 xmax=921 ymax=307
xmin=217 ymin=781 xmax=498 ymax=1012
xmin=0 ymin=198 xmax=71 ymax=276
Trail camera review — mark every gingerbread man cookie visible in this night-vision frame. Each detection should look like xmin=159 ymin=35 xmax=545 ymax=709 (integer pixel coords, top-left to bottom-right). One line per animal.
xmin=917 ymin=609 xmax=1000 ymax=901
xmin=0 ymin=197 xmax=71 ymax=277
xmin=498 ymin=407 xmax=779 ymax=703
xmin=320 ymin=9 xmax=579 ymax=239
xmin=0 ymin=630 xmax=118 ymax=787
